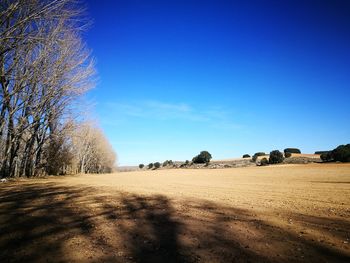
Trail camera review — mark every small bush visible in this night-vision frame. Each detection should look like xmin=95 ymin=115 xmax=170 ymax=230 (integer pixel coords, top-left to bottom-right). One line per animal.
xmin=154 ymin=162 xmax=161 ymax=169
xmin=269 ymin=150 xmax=284 ymax=164
xmin=192 ymin=151 xmax=212 ymax=164
xmin=252 ymin=152 xmax=265 ymax=162
xmin=148 ymin=163 xmax=153 ymax=169
xmin=162 ymin=160 xmax=169 ymax=167
xmin=284 ymin=148 xmax=301 ymax=154
xmin=242 ymin=154 xmax=250 ymax=158
xmin=320 ymin=152 xmax=333 ymax=162
xmin=260 ymin=158 xmax=269 ymax=166
xmin=185 ymin=160 xmax=189 ymax=165
xmin=284 ymin=152 xmax=292 ymax=158
xmin=139 ymin=164 xmax=144 ymax=169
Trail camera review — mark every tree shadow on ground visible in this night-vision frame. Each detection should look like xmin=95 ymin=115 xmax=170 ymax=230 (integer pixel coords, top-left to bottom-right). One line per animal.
xmin=0 ymin=182 xmax=349 ymax=263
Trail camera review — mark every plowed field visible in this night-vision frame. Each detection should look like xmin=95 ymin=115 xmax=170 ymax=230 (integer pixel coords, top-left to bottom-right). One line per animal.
xmin=1 ymin=163 xmax=349 ymax=262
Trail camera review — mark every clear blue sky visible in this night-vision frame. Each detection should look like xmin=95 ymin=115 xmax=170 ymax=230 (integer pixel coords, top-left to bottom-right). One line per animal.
xmin=83 ymin=0 xmax=350 ymax=166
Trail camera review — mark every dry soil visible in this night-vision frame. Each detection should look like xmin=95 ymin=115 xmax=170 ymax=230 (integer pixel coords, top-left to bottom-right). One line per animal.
xmin=0 ymin=163 xmax=349 ymax=262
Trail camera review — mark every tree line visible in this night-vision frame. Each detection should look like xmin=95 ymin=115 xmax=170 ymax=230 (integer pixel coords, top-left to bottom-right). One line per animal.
xmin=139 ymin=151 xmax=212 ymax=170
xmin=0 ymin=0 xmax=116 ymax=178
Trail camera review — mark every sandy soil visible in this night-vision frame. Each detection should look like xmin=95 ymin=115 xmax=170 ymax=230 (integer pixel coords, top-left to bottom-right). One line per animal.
xmin=290 ymin=153 xmax=321 ymax=158
xmin=1 ymin=163 xmax=349 ymax=262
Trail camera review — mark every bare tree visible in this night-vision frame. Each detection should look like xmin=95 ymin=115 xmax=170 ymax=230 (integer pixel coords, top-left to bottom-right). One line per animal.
xmin=0 ymin=0 xmax=115 ymax=178
xmin=70 ymin=121 xmax=117 ymax=174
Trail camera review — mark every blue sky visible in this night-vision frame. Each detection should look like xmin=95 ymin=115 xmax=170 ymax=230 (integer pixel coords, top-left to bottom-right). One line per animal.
xmin=84 ymin=0 xmax=350 ymax=166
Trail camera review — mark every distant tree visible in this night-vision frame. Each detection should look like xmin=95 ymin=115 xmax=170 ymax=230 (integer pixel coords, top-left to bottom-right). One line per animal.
xmin=139 ymin=164 xmax=144 ymax=169
xmin=180 ymin=160 xmax=190 ymax=168
xmin=162 ymin=160 xmax=169 ymax=167
xmin=269 ymin=150 xmax=284 ymax=164
xmin=154 ymin=162 xmax=161 ymax=169
xmin=331 ymin=144 xmax=350 ymax=162
xmin=70 ymin=122 xmax=117 ymax=174
xmin=252 ymin=152 xmax=265 ymax=162
xmin=260 ymin=158 xmax=269 ymax=166
xmin=242 ymin=154 xmax=251 ymax=158
xmin=168 ymin=160 xmax=174 ymax=165
xmin=284 ymin=152 xmax=292 ymax=158
xmin=284 ymin=148 xmax=301 ymax=154
xmin=319 ymin=144 xmax=350 ymax=163
xmin=148 ymin=163 xmax=154 ymax=169
xmin=320 ymin=152 xmax=333 ymax=162
xmin=192 ymin=151 xmax=212 ymax=164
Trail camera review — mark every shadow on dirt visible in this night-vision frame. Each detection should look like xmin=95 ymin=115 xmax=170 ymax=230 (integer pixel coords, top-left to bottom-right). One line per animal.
xmin=0 ymin=182 xmax=349 ymax=262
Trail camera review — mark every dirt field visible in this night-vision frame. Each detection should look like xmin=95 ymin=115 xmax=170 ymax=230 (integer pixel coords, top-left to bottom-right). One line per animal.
xmin=1 ymin=163 xmax=349 ymax=262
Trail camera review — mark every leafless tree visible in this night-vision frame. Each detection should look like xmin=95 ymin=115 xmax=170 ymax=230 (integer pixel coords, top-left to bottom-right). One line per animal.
xmin=0 ymin=0 xmax=115 ymax=177
xmin=70 ymin=121 xmax=117 ymax=174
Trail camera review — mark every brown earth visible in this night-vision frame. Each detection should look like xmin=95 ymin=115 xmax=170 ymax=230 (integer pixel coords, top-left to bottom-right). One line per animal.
xmin=0 ymin=163 xmax=349 ymax=263
xmin=290 ymin=153 xmax=321 ymax=158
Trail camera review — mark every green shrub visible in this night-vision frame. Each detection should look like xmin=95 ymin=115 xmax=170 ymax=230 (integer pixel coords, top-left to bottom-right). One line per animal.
xmin=285 ymin=152 xmax=292 ymax=158
xmin=331 ymin=144 xmax=350 ymax=162
xmin=320 ymin=152 xmax=333 ymax=162
xmin=139 ymin=164 xmax=144 ymax=169
xmin=319 ymin=144 xmax=350 ymax=162
xmin=269 ymin=150 xmax=284 ymax=164
xmin=192 ymin=151 xmax=212 ymax=164
xmin=148 ymin=163 xmax=153 ymax=169
xmin=260 ymin=158 xmax=269 ymax=166
xmin=284 ymin=148 xmax=301 ymax=154
xmin=154 ymin=162 xmax=161 ymax=169
xmin=163 ymin=160 xmax=175 ymax=166
xmin=242 ymin=154 xmax=250 ymax=158
xmin=252 ymin=152 xmax=265 ymax=162
xmin=185 ymin=160 xmax=189 ymax=165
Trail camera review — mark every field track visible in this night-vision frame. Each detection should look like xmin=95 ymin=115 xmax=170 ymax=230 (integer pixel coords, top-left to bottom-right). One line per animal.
xmin=1 ymin=163 xmax=349 ymax=262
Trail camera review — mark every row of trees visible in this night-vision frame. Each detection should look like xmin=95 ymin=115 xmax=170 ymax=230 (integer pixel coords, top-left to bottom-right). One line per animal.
xmin=245 ymin=148 xmax=301 ymax=161
xmin=138 ymin=151 xmax=212 ymax=170
xmin=250 ymin=144 xmax=350 ymax=165
xmin=44 ymin=121 xmax=116 ymax=175
xmin=139 ymin=160 xmax=178 ymax=170
xmin=138 ymin=144 xmax=349 ymax=171
xmin=0 ymin=0 xmax=116 ymax=177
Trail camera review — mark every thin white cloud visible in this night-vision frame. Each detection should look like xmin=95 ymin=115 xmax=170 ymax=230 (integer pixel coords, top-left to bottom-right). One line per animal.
xmin=145 ymin=100 xmax=191 ymax=112
xmin=102 ymin=100 xmax=243 ymax=130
